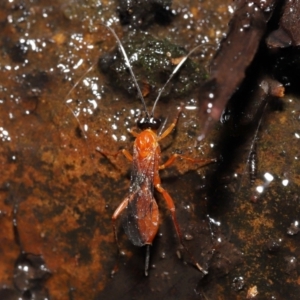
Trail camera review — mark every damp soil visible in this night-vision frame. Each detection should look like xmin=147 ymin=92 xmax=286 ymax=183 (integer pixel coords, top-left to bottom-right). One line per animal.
xmin=0 ymin=1 xmax=300 ymax=299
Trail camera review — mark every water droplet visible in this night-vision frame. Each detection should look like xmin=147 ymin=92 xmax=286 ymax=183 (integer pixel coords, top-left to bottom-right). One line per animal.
xmin=266 ymin=239 xmax=282 ymax=253
xmin=264 ymin=172 xmax=274 ymax=182
xmin=284 ymin=256 xmax=297 ymax=274
xmin=232 ymin=276 xmax=245 ymax=291
xmin=184 ymin=233 xmax=193 ymax=241
xmin=287 ymin=221 xmax=299 ymax=235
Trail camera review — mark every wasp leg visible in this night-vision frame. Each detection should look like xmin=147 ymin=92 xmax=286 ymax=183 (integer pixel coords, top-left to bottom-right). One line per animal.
xmin=129 ymin=129 xmax=139 ymax=138
xmin=158 ymin=105 xmax=183 ymax=141
xmin=110 ymin=195 xmax=131 ymax=277
xmin=159 ymin=154 xmax=216 ymax=170
xmin=154 ymin=183 xmax=208 ymax=275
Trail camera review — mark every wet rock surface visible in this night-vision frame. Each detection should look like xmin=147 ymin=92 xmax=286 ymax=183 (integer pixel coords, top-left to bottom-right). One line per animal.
xmin=1 ymin=0 xmax=300 ymax=299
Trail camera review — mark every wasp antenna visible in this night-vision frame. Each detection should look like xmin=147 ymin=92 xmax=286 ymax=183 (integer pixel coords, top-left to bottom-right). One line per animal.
xmin=145 ymin=245 xmax=150 ymax=276
xmin=158 ymin=116 xmax=168 ymax=136
xmin=65 ymin=64 xmax=95 ymax=104
xmin=100 ymin=23 xmax=150 ymax=118
xmin=151 ymin=44 xmax=214 ymax=116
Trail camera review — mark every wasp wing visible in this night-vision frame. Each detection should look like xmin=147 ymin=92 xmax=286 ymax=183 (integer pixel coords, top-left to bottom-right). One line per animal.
xmin=123 ymin=149 xmax=159 ymax=247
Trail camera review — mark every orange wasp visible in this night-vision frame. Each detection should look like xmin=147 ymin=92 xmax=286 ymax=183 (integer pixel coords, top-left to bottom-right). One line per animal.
xmin=97 ymin=25 xmax=216 ymax=276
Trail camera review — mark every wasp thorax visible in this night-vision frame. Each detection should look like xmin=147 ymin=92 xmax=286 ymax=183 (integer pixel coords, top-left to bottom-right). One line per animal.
xmin=137 ymin=116 xmax=161 ymax=131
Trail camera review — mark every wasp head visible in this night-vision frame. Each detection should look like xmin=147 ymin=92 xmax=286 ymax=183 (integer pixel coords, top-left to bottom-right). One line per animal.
xmin=137 ymin=116 xmax=161 ymax=131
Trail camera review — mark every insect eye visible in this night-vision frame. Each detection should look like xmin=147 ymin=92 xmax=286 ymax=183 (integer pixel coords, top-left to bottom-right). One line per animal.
xmin=137 ymin=117 xmax=161 ymax=130
xmin=148 ymin=117 xmax=161 ymax=130
xmin=137 ymin=117 xmax=149 ymax=130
